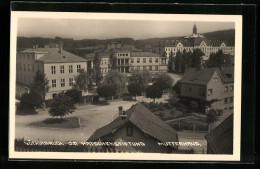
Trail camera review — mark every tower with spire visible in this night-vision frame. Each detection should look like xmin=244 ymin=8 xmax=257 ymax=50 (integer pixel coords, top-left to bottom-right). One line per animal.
xmin=193 ymin=24 xmax=197 ymax=34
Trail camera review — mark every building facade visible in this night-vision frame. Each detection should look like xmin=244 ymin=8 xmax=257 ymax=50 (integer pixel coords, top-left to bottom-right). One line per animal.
xmin=16 ymin=46 xmax=87 ymax=100
xmin=178 ymin=66 xmax=234 ymax=110
xmin=157 ymin=25 xmax=235 ymax=61
xmin=85 ymin=51 xmax=168 ymax=76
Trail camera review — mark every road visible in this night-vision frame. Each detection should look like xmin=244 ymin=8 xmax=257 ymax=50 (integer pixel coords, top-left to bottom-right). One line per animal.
xmin=15 ymin=100 xmax=137 ymax=142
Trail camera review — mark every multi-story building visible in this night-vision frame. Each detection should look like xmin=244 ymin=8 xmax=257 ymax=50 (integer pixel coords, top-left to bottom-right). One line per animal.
xmin=157 ymin=25 xmax=235 ymax=61
xmin=16 ymin=46 xmax=87 ymax=100
xmin=85 ymin=51 xmax=168 ymax=76
xmin=129 ymin=52 xmax=167 ymax=74
xmin=85 ymin=52 xmax=110 ymax=76
xmin=178 ymin=66 xmax=234 ymax=110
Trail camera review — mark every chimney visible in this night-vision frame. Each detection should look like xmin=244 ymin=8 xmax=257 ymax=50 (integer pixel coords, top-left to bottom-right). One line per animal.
xmin=59 ymin=45 xmax=62 ymax=54
xmin=118 ymin=106 xmax=123 ymax=115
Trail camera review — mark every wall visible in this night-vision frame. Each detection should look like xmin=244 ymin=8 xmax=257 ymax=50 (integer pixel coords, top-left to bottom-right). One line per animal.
xmin=102 ymin=121 xmax=174 ymax=153
xmin=180 ymin=83 xmax=206 ymax=100
xmin=44 ymin=61 xmax=87 ymax=100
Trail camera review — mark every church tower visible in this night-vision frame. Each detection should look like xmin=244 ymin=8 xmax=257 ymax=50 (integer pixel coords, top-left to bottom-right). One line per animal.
xmin=193 ymin=24 xmax=197 ymax=34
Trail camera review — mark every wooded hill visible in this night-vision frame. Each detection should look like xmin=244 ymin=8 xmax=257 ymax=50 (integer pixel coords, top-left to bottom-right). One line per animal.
xmin=17 ymin=29 xmax=235 ymax=53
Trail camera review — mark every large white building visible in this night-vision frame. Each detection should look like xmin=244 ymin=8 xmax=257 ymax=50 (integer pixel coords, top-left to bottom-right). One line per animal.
xmin=16 ymin=46 xmax=87 ymax=100
xmin=157 ymin=25 xmax=235 ymax=61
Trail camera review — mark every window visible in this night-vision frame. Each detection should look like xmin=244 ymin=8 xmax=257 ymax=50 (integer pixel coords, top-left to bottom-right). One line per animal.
xmin=230 ymin=85 xmax=234 ymax=91
xmin=155 ymin=58 xmax=158 ymax=63
xmin=61 ymin=79 xmax=65 ymax=87
xmin=224 ymin=86 xmax=228 ymax=92
xmin=24 ymin=64 xmax=26 ymax=71
xmin=224 ymin=98 xmax=228 ymax=103
xmin=19 ymin=63 xmax=22 ymax=70
xmin=143 ymin=66 xmax=146 ymax=70
xmin=149 ymin=66 xmax=152 ymax=70
xmin=24 ymin=75 xmax=26 ymax=82
xmin=149 ymin=58 xmax=152 ymax=63
xmin=126 ymin=54 xmax=128 ymax=56
xmin=69 ymin=65 xmax=73 ymax=73
xmin=126 ymin=126 xmax=133 ymax=137
xmin=77 ymin=65 xmax=81 ymax=72
xmin=27 ymin=55 xmax=29 ymax=60
xmin=137 ymin=66 xmax=140 ymax=70
xmin=32 ymin=65 xmax=34 ymax=72
xmin=60 ymin=65 xmax=64 ymax=74
xmin=69 ymin=78 xmax=74 ymax=86
xmin=131 ymin=58 xmax=134 ymax=63
xmin=208 ymin=89 xmax=213 ymax=96
xmin=213 ymin=77 xmax=218 ymax=82
xmin=52 ymin=79 xmax=56 ymax=88
xmin=137 ymin=58 xmax=140 ymax=63
xmin=155 ymin=66 xmax=158 ymax=71
xmin=143 ymin=58 xmax=146 ymax=63
xmin=51 ymin=66 xmax=56 ymax=74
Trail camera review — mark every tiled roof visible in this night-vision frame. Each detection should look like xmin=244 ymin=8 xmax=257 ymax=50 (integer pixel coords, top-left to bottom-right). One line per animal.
xmin=85 ymin=52 xmax=110 ymax=60
xmin=179 ymin=66 xmax=234 ymax=85
xmin=88 ymin=103 xmax=178 ymax=143
xmin=130 ymin=52 xmax=161 ymax=58
xmin=21 ymin=48 xmax=86 ymax=63
xmin=205 ymin=114 xmax=233 ymax=154
xmin=178 ymin=68 xmax=219 ymax=85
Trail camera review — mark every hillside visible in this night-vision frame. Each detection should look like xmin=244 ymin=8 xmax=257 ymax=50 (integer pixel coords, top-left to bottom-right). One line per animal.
xmin=17 ymin=29 xmax=235 ymax=52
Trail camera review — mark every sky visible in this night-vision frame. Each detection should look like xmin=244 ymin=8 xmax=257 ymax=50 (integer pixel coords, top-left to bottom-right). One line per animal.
xmin=17 ymin=18 xmax=235 ymax=40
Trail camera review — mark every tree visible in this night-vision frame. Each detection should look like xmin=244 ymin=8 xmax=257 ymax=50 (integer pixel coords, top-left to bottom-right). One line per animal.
xmin=174 ymin=50 xmax=182 ymax=73
xmin=93 ymin=53 xmax=103 ymax=85
xmin=49 ymin=93 xmax=75 ymax=119
xmin=103 ymin=70 xmax=126 ymax=98
xmin=30 ymin=70 xmax=50 ymax=101
xmin=18 ymin=92 xmax=43 ymax=114
xmin=180 ymin=49 xmax=188 ymax=73
xmin=145 ymin=85 xmax=163 ymax=102
xmin=128 ymin=82 xmax=142 ymax=100
xmin=206 ymin=109 xmax=218 ymax=132
xmin=190 ymin=48 xmax=204 ymax=68
xmin=109 ymin=52 xmax=117 ymax=70
xmin=73 ymin=69 xmax=88 ymax=92
xmin=167 ymin=51 xmax=174 ymax=73
xmin=153 ymin=73 xmax=174 ymax=91
xmin=206 ymin=50 xmax=232 ymax=69
xmin=65 ymin=89 xmax=82 ymax=104
xmin=129 ymin=70 xmax=151 ymax=95
xmin=97 ymin=83 xmax=116 ymax=103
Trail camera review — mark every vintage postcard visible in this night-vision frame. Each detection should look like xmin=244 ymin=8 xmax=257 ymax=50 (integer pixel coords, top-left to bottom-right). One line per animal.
xmin=9 ymin=12 xmax=242 ymax=161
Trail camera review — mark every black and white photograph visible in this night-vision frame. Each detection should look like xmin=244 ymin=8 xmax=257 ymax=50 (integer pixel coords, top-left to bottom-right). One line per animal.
xmin=9 ymin=12 xmax=242 ymax=161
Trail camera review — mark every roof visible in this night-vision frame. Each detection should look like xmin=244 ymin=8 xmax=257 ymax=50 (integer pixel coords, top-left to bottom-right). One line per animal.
xmin=205 ymin=114 xmax=233 ymax=154
xmin=178 ymin=67 xmax=234 ymax=85
xmin=85 ymin=52 xmax=110 ymax=60
xmin=21 ymin=48 xmax=86 ymax=63
xmin=88 ymin=103 xmax=178 ymax=143
xmin=130 ymin=52 xmax=161 ymax=58
xmin=178 ymin=68 xmax=219 ymax=85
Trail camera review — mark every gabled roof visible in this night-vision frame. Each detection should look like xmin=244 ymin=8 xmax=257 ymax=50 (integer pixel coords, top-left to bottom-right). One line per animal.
xmin=179 ymin=66 xmax=234 ymax=85
xmin=130 ymin=52 xmax=160 ymax=58
xmin=88 ymin=103 xmax=178 ymax=143
xmin=178 ymin=68 xmax=219 ymax=85
xmin=205 ymin=114 xmax=233 ymax=154
xmin=21 ymin=48 xmax=86 ymax=63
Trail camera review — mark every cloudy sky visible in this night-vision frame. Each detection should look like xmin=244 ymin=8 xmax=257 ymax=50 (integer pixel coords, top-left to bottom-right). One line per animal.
xmin=17 ymin=18 xmax=235 ymax=40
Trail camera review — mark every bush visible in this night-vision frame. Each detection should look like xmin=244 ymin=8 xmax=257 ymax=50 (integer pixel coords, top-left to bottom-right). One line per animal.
xmin=16 ymin=92 xmax=43 ymax=115
xmin=65 ymin=89 xmax=82 ymax=104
